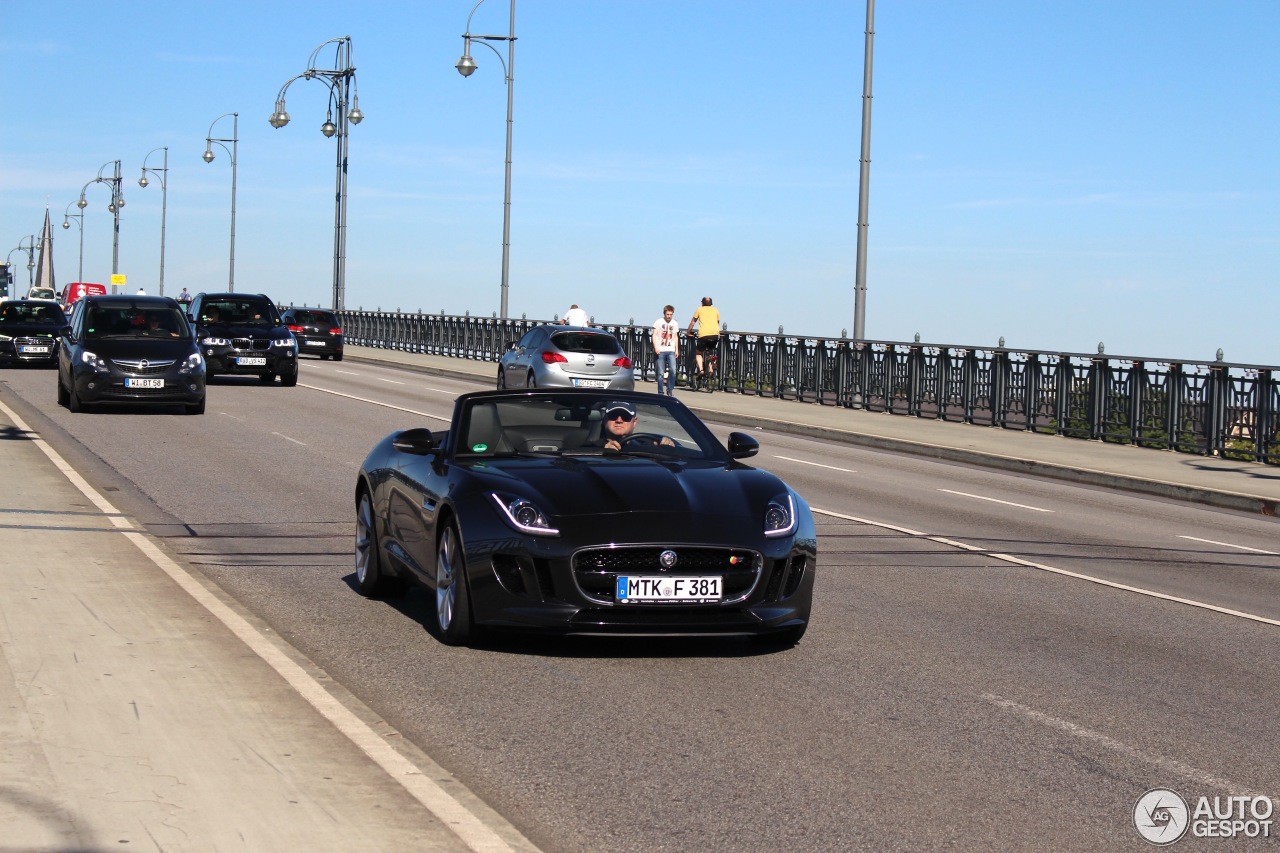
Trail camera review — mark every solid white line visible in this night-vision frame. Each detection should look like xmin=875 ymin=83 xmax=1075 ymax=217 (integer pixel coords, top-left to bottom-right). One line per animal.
xmin=0 ymin=399 xmax=522 ymax=853
xmin=1179 ymin=535 xmax=1278 ymax=556
xmin=271 ymin=432 xmax=306 ymax=446
xmin=810 ymin=506 xmax=1280 ymax=627
xmin=773 ymin=455 xmax=855 ymax=473
xmin=981 ymin=694 xmax=1257 ymax=795
xmin=299 ymin=383 xmax=450 ymax=422
xmin=938 ymin=488 xmax=1053 ymax=512
xmin=377 ymin=377 xmax=405 ymax=385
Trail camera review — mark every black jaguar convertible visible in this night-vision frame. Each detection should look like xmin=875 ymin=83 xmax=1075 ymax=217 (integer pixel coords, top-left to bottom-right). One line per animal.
xmin=354 ymin=389 xmax=816 ymax=646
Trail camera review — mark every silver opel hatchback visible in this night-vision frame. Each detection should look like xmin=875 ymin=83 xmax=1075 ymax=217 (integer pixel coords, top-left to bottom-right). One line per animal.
xmin=497 ymin=325 xmax=635 ymax=391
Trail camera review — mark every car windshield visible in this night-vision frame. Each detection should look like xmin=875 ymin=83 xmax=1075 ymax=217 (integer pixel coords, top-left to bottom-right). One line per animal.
xmin=549 ymin=331 xmax=621 ymax=355
xmin=84 ymin=304 xmax=189 ymax=339
xmin=199 ymin=300 xmax=278 ymax=325
xmin=456 ymin=393 xmax=719 ymax=460
xmin=0 ymin=303 xmax=66 ymax=325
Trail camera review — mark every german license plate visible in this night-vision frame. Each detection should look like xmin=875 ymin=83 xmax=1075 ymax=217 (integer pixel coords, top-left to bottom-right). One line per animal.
xmin=20 ymin=346 xmax=49 ymax=353
xmin=125 ymin=378 xmax=164 ymax=389
xmin=616 ymin=576 xmax=721 ymax=603
xmin=573 ymin=378 xmax=609 ymax=388
xmin=236 ymin=356 xmax=267 ymax=366
xmin=304 ymin=339 xmax=324 ymax=347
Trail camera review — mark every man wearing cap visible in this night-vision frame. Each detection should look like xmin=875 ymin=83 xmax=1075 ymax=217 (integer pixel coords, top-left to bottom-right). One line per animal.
xmin=597 ymin=401 xmax=675 ymax=452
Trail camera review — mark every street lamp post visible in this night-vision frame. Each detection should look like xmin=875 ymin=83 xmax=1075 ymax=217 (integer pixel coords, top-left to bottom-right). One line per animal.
xmin=204 ymin=114 xmax=238 ymax=292
xmin=139 ymin=146 xmax=169 ymax=296
xmin=61 ymin=201 xmax=84 ymax=285
xmin=7 ymin=236 xmax=36 ymax=291
xmin=269 ymin=37 xmax=363 ymax=312
xmin=456 ymin=0 xmax=517 ymax=320
xmin=852 ymin=0 xmax=875 ymax=343
xmin=77 ymin=160 xmax=125 ymax=293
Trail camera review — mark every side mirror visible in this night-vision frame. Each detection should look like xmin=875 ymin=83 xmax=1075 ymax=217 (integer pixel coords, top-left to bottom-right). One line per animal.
xmin=727 ymin=432 xmax=759 ymax=459
xmin=392 ymin=427 xmax=437 ymax=456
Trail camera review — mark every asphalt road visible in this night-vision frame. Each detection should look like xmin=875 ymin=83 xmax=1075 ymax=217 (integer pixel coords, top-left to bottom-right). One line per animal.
xmin=4 ymin=358 xmax=1279 ymax=852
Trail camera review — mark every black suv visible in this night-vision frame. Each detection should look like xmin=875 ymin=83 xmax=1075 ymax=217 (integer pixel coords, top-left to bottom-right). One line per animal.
xmin=188 ymin=292 xmax=298 ymax=385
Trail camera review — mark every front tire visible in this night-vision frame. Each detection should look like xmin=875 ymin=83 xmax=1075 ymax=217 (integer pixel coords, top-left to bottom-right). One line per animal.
xmin=497 ymin=367 xmax=507 ymax=390
xmin=435 ymin=522 xmax=475 ymax=646
xmin=355 ymin=491 xmax=402 ymax=597
xmin=57 ymin=373 xmax=69 ymax=407
xmin=280 ymin=369 xmax=298 ymax=387
xmin=68 ymin=383 xmax=86 ymax=413
xmin=526 ymin=371 xmax=536 ymax=389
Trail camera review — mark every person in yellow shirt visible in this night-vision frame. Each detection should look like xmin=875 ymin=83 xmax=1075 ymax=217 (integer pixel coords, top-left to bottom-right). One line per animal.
xmin=687 ymin=296 xmax=721 ymax=381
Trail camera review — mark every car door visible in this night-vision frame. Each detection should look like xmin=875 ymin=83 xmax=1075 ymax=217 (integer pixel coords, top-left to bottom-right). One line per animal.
xmin=506 ymin=328 xmax=541 ymax=388
xmin=385 ymin=437 xmax=450 ymax=586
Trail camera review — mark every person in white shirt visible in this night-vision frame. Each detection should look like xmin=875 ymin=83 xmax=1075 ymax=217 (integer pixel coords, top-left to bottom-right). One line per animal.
xmin=561 ymin=304 xmax=589 ymax=326
xmin=652 ymin=304 xmax=680 ymax=396
xmin=136 ymin=287 xmax=146 ymax=296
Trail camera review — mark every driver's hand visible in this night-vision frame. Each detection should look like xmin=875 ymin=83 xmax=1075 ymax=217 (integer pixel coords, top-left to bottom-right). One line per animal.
xmin=660 ymin=436 xmax=675 ymax=447
xmin=604 ymin=438 xmax=622 ymax=452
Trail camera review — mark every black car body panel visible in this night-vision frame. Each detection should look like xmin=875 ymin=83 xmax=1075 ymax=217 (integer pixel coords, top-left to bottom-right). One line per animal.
xmin=188 ymin=292 xmax=299 ymax=381
xmin=56 ymin=295 xmax=205 ymax=411
xmin=281 ymin=307 xmax=344 ymax=360
xmin=356 ymin=389 xmax=816 ymax=644
xmin=0 ymin=300 xmax=68 ymax=366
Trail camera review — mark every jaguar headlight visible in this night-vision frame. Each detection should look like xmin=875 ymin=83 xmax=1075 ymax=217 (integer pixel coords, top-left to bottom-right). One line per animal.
xmin=764 ymin=493 xmax=796 ymax=538
xmin=490 ymin=493 xmax=559 ymax=537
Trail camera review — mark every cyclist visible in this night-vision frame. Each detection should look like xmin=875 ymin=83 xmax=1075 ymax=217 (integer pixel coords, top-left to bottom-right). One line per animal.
xmin=687 ymin=296 xmax=721 ymax=386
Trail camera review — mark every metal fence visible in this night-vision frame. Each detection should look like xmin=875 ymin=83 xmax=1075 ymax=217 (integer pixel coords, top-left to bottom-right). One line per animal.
xmin=336 ymin=310 xmax=1280 ymax=466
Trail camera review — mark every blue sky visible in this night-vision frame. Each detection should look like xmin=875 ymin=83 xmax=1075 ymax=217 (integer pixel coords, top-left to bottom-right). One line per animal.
xmin=3 ymin=1 xmax=1278 ymax=365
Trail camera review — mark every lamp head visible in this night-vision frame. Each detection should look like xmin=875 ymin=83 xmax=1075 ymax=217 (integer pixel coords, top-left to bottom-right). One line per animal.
xmin=347 ymin=95 xmax=363 ymax=125
xmin=202 ymin=149 xmax=215 ymax=163
xmin=138 ymin=174 xmax=149 ymax=188
xmin=76 ymin=196 xmax=87 ymax=210
xmin=456 ymin=54 xmax=477 ymax=77
xmin=107 ymin=203 xmax=116 ymax=213
xmin=62 ymin=219 xmax=70 ymax=230
xmin=115 ymin=194 xmax=124 ymax=209
xmin=270 ymin=109 xmax=290 ymax=129
xmin=321 ymin=116 xmax=337 ymax=138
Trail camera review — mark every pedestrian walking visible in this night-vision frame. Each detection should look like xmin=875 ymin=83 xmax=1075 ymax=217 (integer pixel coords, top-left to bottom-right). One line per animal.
xmin=652 ymin=304 xmax=679 ymax=395
xmin=561 ymin=304 xmax=589 ymax=326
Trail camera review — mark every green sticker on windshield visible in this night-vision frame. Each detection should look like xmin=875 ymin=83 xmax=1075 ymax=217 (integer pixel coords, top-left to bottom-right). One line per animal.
xmin=471 ymin=443 xmax=489 ymax=452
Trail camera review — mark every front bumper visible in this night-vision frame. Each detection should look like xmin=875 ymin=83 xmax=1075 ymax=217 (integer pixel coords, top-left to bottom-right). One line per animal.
xmin=463 ymin=536 xmax=815 ymax=637
xmin=202 ymin=342 xmax=297 ymax=375
xmin=72 ymin=362 xmax=206 ymax=405
xmin=0 ymin=337 xmax=58 ymax=366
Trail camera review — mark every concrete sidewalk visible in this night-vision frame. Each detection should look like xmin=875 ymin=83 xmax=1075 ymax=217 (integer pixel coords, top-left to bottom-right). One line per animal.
xmin=344 ymin=346 xmax=1280 ymax=517
xmin=2 ymin=346 xmax=1275 ymax=852
xmin=0 ymin=399 xmax=531 ymax=853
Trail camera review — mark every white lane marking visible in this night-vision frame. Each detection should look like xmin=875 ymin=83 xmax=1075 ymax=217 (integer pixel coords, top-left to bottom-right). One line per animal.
xmin=1179 ymin=535 xmax=1279 ymax=556
xmin=272 ymin=432 xmax=306 ymax=446
xmin=377 ymin=377 xmax=405 ymax=385
xmin=299 ymin=383 xmax=450 ymax=422
xmin=981 ymin=694 xmax=1257 ymax=795
xmin=0 ymin=399 xmax=525 ymax=853
xmin=336 ymin=370 xmax=360 ymax=376
xmin=938 ymin=489 xmax=1053 ymax=513
xmin=218 ymin=411 xmax=242 ymax=421
xmin=773 ymin=455 xmax=855 ymax=473
xmin=811 ymin=506 xmax=1280 ymax=627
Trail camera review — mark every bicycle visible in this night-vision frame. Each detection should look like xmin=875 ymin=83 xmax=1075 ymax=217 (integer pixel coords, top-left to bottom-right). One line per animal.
xmin=688 ymin=345 xmax=719 ymax=393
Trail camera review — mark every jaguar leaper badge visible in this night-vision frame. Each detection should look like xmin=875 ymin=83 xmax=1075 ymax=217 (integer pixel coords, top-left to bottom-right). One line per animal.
xmin=659 ymin=550 xmax=677 ymax=570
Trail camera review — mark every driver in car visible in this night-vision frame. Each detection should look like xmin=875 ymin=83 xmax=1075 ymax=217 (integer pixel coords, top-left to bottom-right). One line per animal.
xmin=599 ymin=401 xmax=675 ymax=452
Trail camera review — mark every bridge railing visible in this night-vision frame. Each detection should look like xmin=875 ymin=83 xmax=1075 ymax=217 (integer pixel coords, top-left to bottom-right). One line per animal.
xmin=334 ymin=310 xmax=1279 ymax=466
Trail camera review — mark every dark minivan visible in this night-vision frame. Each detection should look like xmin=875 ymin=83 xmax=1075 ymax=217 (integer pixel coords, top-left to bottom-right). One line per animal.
xmin=188 ymin=292 xmax=299 ymax=385
xmin=56 ymin=294 xmax=206 ymax=414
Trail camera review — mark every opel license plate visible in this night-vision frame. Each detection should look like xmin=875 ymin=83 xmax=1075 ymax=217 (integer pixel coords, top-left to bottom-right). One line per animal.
xmin=616 ymin=576 xmax=721 ymax=603
xmin=125 ymin=378 xmax=164 ymax=389
xmin=573 ymin=378 xmax=609 ymax=389
xmin=236 ymin=356 xmax=267 ymax=366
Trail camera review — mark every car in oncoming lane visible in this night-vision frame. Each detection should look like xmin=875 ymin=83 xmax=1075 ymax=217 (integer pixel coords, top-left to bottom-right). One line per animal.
xmin=497 ymin=325 xmax=634 ymax=391
xmin=56 ymin=294 xmax=206 ymax=414
xmin=353 ymin=389 xmax=816 ymax=647
xmin=0 ymin=300 xmax=68 ymax=367
xmin=187 ymin=292 xmax=299 ymax=385
xmin=280 ymin=307 xmax=344 ymax=361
